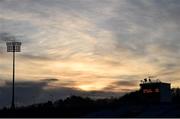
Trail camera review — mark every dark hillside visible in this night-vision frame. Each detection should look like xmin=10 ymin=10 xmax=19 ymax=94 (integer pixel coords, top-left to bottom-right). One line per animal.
xmin=0 ymin=89 xmax=180 ymax=118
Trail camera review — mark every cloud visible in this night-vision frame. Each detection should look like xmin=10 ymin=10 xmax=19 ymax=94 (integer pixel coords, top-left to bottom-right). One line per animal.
xmin=19 ymin=54 xmax=53 ymax=61
xmin=0 ymin=79 xmax=123 ymax=108
xmin=0 ymin=32 xmax=10 ymax=42
xmin=115 ymin=80 xmax=138 ymax=87
xmin=42 ymin=78 xmax=59 ymax=82
xmin=103 ymin=79 xmax=139 ymax=92
xmin=0 ymin=80 xmax=47 ymax=108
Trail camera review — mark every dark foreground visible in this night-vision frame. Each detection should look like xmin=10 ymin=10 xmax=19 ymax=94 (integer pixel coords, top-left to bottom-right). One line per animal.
xmin=1 ymin=89 xmax=180 ymax=118
xmin=1 ymin=103 xmax=180 ymax=118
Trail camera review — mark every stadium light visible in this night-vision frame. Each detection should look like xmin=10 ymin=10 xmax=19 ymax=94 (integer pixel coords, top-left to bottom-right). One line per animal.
xmin=6 ymin=40 xmax=21 ymax=109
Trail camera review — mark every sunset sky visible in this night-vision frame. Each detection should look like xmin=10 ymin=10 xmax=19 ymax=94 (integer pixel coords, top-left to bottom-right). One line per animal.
xmin=0 ymin=0 xmax=180 ymax=106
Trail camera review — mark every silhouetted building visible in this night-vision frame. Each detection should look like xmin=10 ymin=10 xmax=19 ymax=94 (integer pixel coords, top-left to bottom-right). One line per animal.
xmin=140 ymin=79 xmax=171 ymax=103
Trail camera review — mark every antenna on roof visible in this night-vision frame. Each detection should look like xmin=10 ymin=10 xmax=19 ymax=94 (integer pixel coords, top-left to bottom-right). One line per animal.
xmin=144 ymin=78 xmax=147 ymax=83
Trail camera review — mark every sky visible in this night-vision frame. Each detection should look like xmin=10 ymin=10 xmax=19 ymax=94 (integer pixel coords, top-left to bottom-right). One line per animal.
xmin=0 ymin=0 xmax=180 ymax=107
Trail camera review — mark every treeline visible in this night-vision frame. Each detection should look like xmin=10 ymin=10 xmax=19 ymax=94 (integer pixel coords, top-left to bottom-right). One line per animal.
xmin=0 ymin=88 xmax=180 ymax=117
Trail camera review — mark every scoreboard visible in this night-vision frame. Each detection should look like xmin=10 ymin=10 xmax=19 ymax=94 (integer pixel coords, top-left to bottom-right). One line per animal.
xmin=140 ymin=82 xmax=171 ymax=102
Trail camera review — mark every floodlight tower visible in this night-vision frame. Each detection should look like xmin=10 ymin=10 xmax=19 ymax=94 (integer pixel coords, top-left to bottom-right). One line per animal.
xmin=6 ymin=40 xmax=21 ymax=109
